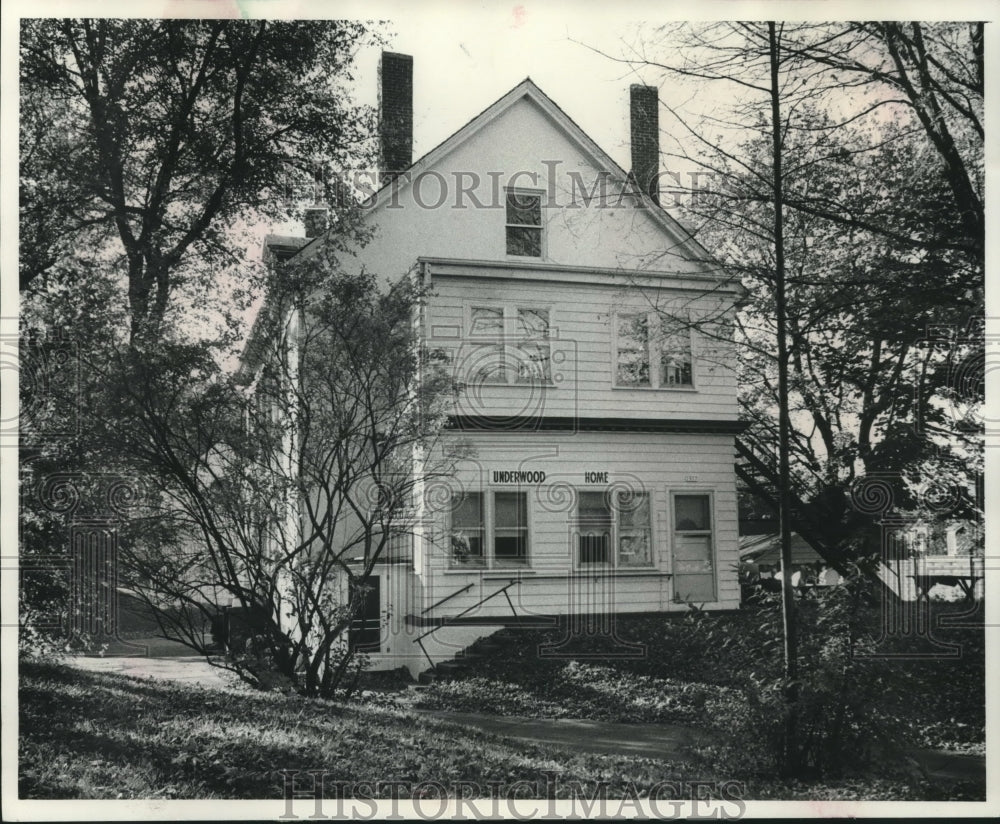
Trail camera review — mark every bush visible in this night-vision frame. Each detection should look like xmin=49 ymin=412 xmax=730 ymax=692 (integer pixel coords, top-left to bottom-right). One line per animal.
xmin=18 ymin=595 xmax=108 ymax=661
xmin=18 ymin=607 xmax=69 ymax=661
xmin=701 ymin=580 xmax=913 ymax=779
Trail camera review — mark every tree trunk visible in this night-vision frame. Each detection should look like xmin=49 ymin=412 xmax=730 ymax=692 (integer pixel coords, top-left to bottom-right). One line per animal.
xmin=768 ymin=20 xmax=800 ymax=778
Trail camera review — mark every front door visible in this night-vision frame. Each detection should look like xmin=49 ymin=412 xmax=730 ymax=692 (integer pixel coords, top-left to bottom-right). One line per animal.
xmin=348 ymin=576 xmax=382 ymax=652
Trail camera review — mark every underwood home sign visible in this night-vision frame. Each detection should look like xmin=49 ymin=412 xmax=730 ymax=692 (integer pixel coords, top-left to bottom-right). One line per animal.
xmin=489 ymin=470 xmax=610 ymax=484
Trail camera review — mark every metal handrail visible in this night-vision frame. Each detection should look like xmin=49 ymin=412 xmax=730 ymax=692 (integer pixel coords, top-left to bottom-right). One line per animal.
xmin=421 ymin=582 xmax=475 ymax=615
xmin=412 ymin=580 xmax=520 ymax=645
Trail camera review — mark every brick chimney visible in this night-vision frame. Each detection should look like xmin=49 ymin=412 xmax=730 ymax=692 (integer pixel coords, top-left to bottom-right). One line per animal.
xmin=379 ymin=52 xmax=413 ymax=186
xmin=630 ymin=84 xmax=660 ymax=204
xmin=303 ymin=206 xmax=328 ymax=238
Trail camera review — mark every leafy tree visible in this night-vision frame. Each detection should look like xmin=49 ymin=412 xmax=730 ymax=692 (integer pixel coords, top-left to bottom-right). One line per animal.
xmin=20 ymin=18 xmax=380 ymax=342
xmin=18 ymin=18 xmax=384 ymax=661
xmin=611 ymin=20 xmax=982 ymax=556
xmin=777 ymin=22 xmax=983 ymax=258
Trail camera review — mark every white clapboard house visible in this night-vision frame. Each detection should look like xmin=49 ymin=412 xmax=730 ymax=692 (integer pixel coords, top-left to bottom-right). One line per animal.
xmin=242 ymin=53 xmax=745 ymax=677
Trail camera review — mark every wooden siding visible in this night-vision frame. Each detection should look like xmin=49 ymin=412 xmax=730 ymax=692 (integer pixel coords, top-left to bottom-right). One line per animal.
xmin=415 ymin=430 xmax=741 ymax=619
xmin=426 ymin=274 xmax=738 ymax=421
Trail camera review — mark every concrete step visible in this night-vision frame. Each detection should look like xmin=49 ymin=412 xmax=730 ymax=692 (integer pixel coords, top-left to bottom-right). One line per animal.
xmin=417 ymin=631 xmax=513 ymax=686
xmin=435 ymin=660 xmax=469 ymax=677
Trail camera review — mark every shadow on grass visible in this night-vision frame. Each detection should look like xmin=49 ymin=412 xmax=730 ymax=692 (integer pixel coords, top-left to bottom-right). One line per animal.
xmin=21 ymin=660 xmax=697 ymax=801
xmin=19 ymin=661 xmax=350 ymax=799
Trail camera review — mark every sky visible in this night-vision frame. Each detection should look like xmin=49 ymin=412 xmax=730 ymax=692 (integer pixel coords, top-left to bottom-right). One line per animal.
xmin=261 ymin=4 xmax=677 ymax=238
xmin=349 ymin=5 xmax=670 ymax=172
xmin=4 ymin=1 xmax=994 ymax=239
xmin=1 ymin=0 xmax=994 ymax=395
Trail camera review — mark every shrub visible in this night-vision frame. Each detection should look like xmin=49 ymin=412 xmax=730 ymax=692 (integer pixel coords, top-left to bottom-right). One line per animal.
xmin=18 ymin=606 xmax=69 ymax=661
xmin=699 ymin=580 xmax=912 ymax=779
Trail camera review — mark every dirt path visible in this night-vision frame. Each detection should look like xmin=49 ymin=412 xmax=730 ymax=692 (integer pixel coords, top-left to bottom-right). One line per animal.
xmin=412 ymin=708 xmax=709 ymax=761
xmin=410 ymin=707 xmax=985 ymax=785
xmin=64 ymin=648 xmax=237 ymax=688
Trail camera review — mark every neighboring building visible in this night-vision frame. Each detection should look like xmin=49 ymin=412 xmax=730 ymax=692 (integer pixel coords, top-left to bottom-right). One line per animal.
xmin=244 ymin=53 xmax=746 ymax=676
xmin=737 ymin=520 xmax=984 ymax=602
xmin=738 ymin=532 xmax=844 ymax=592
xmin=878 ymin=518 xmax=985 ymax=602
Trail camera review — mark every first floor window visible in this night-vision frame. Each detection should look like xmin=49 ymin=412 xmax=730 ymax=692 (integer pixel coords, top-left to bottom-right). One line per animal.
xmin=450 ymin=491 xmax=485 ymax=566
xmin=577 ymin=489 xmax=653 ymax=568
xmin=617 ymin=490 xmax=652 ymax=567
xmin=577 ymin=491 xmax=612 ymax=564
xmin=493 ymin=491 xmax=528 ymax=565
xmin=450 ymin=490 xmax=529 ymax=567
xmin=672 ymin=493 xmax=715 ymax=601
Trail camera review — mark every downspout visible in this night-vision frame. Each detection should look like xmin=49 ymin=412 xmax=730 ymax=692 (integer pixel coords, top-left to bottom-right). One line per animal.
xmin=414 ymin=260 xmax=432 ymax=582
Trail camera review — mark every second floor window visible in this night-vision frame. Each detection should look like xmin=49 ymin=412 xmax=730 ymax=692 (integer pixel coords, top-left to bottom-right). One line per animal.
xmin=468 ymin=305 xmax=550 ymax=385
xmin=614 ymin=311 xmax=693 ymax=389
xmin=514 ymin=307 xmax=550 ymax=383
xmin=506 ymin=189 xmax=542 ymax=257
xmin=470 ymin=306 xmax=507 ymax=384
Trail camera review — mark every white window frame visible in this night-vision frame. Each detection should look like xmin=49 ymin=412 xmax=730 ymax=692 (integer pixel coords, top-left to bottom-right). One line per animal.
xmin=504 ymin=187 xmax=545 ymax=259
xmin=448 ymin=488 xmax=532 ymax=569
xmin=490 ymin=488 xmax=531 ymax=569
xmin=574 ymin=487 xmax=656 ymax=571
xmin=612 ymin=310 xmax=696 ymax=390
xmin=669 ymin=490 xmax=717 ymax=601
xmin=448 ymin=490 xmax=486 ymax=568
xmin=464 ymin=303 xmax=554 ymax=387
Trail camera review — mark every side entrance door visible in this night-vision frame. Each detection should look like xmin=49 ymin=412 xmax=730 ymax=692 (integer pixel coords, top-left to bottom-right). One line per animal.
xmin=348 ymin=576 xmax=382 ymax=653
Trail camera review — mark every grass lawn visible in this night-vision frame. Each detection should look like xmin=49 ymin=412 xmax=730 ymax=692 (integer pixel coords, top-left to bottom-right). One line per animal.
xmin=406 ymin=597 xmax=985 ymax=801
xmin=19 ymin=660 xmax=723 ymax=801
xmin=17 ymin=598 xmax=984 ymax=803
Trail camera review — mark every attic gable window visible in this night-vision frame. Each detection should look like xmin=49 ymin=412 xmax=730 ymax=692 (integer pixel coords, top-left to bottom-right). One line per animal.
xmin=505 ymin=189 xmax=542 ymax=257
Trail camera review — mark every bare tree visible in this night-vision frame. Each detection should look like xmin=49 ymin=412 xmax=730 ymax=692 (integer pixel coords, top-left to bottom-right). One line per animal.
xmin=98 ymin=245 xmax=460 ymax=697
xmin=598 ymin=20 xmax=982 ymax=551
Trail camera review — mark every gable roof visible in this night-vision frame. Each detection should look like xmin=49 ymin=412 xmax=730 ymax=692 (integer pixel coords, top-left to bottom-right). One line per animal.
xmin=292 ymin=77 xmax=720 ymax=272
